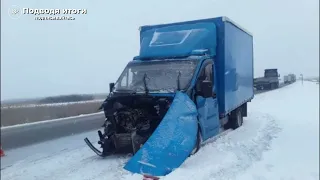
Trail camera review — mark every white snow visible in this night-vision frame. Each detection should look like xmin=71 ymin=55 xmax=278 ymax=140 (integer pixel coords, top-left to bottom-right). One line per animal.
xmin=1 ymin=82 xmax=318 ymax=180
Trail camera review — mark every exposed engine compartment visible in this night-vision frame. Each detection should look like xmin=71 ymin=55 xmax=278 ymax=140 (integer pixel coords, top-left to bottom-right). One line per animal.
xmin=97 ymin=94 xmax=173 ymax=156
xmin=115 ymin=108 xmax=150 ymax=133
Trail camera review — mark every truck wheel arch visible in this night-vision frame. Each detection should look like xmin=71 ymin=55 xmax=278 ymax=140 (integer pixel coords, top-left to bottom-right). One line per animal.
xmin=189 ymin=124 xmax=201 ymax=156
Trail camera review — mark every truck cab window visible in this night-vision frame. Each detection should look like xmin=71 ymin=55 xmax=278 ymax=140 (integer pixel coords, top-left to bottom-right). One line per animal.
xmin=114 ymin=60 xmax=198 ymax=93
xmin=119 ymin=69 xmax=134 ymax=87
xmin=120 ymin=72 xmax=128 ymax=87
xmin=196 ymin=63 xmax=213 ymax=91
xmin=198 ymin=63 xmax=212 ymax=81
xmin=204 ymin=64 xmax=212 ymax=81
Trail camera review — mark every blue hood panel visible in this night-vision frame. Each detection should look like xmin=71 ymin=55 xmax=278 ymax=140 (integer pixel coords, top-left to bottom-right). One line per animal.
xmin=124 ymin=91 xmax=198 ymax=176
xmin=139 ymin=22 xmax=217 ymax=59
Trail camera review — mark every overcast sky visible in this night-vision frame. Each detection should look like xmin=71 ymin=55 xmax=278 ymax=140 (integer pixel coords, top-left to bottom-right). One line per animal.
xmin=1 ymin=0 xmax=319 ymax=100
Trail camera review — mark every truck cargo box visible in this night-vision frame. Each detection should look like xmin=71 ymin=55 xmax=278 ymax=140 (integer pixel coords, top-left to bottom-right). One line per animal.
xmin=138 ymin=16 xmax=254 ymax=115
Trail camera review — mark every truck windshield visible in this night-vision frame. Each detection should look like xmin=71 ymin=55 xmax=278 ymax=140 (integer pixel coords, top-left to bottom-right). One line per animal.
xmin=264 ymin=70 xmax=278 ymax=77
xmin=114 ymin=60 xmax=198 ymax=93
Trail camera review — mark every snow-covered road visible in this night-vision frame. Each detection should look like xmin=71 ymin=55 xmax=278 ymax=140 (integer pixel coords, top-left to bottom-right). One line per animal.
xmin=1 ymin=82 xmax=319 ymax=180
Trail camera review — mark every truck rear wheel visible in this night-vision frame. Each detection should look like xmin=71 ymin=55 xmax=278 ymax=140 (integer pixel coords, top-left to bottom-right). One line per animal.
xmin=270 ymin=83 xmax=274 ymax=90
xmin=229 ymin=108 xmax=243 ymax=130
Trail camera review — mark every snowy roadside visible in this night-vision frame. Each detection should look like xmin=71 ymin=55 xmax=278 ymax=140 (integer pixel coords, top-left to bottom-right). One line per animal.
xmin=1 ymin=82 xmax=318 ymax=180
xmin=235 ymin=82 xmax=319 ymax=180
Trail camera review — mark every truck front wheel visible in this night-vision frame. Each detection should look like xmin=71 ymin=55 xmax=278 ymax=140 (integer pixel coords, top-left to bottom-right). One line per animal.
xmin=189 ymin=127 xmax=201 ymax=156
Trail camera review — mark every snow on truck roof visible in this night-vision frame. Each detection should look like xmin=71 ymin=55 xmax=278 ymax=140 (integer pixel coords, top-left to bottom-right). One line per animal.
xmin=138 ymin=22 xmax=218 ymax=59
xmin=136 ymin=16 xmax=252 ymax=60
xmin=221 ymin=16 xmax=253 ymax=36
xmin=139 ymin=16 xmax=253 ymax=36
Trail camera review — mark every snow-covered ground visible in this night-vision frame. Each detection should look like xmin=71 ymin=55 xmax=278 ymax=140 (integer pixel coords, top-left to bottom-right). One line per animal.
xmin=1 ymin=82 xmax=319 ymax=180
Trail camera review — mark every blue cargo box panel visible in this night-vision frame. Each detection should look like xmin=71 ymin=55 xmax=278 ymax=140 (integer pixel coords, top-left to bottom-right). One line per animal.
xmin=221 ymin=20 xmax=254 ymax=114
xmin=139 ymin=17 xmax=254 ymax=115
xmin=138 ymin=22 xmax=217 ymax=59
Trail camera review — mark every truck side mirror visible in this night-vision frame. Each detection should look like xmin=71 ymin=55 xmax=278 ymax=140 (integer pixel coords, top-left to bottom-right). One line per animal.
xmin=200 ymin=80 xmax=213 ymax=98
xmin=278 ymin=74 xmax=280 ymax=77
xmin=109 ymin=82 xmax=115 ymax=93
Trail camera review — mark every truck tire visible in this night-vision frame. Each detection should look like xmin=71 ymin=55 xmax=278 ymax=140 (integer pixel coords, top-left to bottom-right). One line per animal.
xmin=189 ymin=127 xmax=201 ymax=156
xmin=266 ymin=84 xmax=271 ymax=90
xmin=229 ymin=108 xmax=243 ymax=130
xmin=270 ymin=83 xmax=274 ymax=90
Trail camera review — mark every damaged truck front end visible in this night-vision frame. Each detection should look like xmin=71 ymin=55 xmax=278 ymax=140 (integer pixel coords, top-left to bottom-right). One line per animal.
xmin=84 ymin=93 xmax=174 ymax=157
xmin=84 ymin=59 xmax=200 ymax=162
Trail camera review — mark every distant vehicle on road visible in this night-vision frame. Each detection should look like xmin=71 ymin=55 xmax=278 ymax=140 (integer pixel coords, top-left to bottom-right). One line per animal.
xmin=254 ymin=69 xmax=280 ymax=90
xmin=284 ymin=74 xmax=296 ymax=84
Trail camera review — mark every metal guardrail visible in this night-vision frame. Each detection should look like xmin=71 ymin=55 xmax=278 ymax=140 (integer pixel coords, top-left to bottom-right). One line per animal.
xmin=0 ymin=83 xmax=291 ymax=150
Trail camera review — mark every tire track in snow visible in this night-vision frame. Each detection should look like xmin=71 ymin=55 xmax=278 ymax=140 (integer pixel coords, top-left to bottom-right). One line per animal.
xmin=207 ymin=113 xmax=281 ymax=180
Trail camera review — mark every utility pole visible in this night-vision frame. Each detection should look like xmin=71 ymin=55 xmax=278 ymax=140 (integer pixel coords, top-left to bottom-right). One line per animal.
xmin=300 ymin=74 xmax=303 ymax=85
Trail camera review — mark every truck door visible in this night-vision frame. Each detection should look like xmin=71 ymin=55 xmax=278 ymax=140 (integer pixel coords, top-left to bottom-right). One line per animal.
xmin=195 ymin=60 xmax=220 ymax=141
